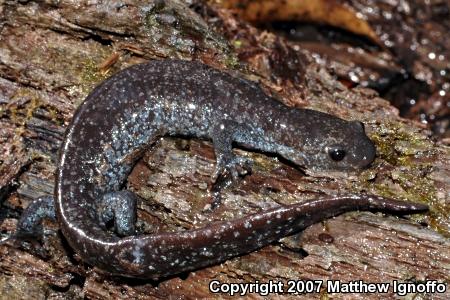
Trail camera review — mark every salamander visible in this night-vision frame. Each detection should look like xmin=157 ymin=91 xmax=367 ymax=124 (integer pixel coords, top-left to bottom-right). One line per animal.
xmin=11 ymin=60 xmax=427 ymax=279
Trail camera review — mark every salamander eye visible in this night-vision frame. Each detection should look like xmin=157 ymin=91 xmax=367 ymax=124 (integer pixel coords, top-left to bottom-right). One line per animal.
xmin=328 ymin=148 xmax=346 ymax=161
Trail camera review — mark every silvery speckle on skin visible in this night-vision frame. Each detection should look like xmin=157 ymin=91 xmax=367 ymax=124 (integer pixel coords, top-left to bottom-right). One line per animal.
xmin=13 ymin=60 xmax=427 ymax=279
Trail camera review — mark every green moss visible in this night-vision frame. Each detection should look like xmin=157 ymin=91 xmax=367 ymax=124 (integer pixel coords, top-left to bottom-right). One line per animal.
xmin=353 ymin=121 xmax=448 ymax=235
xmin=223 ymin=54 xmax=240 ymax=69
xmin=370 ymin=122 xmax=434 ymax=165
xmin=79 ymin=58 xmax=111 ymax=101
xmin=4 ymin=89 xmax=49 ymax=127
xmin=232 ymin=39 xmax=243 ymax=49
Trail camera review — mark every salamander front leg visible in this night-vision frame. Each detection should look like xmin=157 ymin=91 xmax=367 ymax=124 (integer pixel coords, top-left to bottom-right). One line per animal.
xmin=2 ymin=196 xmax=56 ymax=257
xmin=97 ymin=190 xmax=137 ymax=236
xmin=211 ymin=120 xmax=253 ymax=182
xmin=209 ymin=121 xmax=253 ymax=209
xmin=13 ymin=196 xmax=56 ymax=240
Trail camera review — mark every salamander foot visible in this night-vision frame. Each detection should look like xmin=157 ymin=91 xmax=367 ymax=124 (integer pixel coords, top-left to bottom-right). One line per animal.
xmin=98 ymin=190 xmax=138 ymax=236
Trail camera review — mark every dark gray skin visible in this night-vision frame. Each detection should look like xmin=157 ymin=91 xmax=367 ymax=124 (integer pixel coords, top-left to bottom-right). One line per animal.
xmin=11 ymin=60 xmax=427 ymax=279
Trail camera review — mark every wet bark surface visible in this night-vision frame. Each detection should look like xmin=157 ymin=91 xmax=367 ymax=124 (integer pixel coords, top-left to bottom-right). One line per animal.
xmin=0 ymin=1 xmax=449 ymax=299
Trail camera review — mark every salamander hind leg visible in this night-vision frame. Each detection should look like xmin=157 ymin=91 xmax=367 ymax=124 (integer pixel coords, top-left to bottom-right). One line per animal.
xmin=97 ymin=190 xmax=137 ymax=236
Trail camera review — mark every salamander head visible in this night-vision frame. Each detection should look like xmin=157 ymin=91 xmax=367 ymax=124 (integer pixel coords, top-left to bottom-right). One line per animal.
xmin=278 ymin=110 xmax=376 ymax=171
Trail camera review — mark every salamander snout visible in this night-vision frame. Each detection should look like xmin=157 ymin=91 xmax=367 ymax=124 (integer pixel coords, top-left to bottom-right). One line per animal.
xmin=282 ymin=111 xmax=379 ymax=172
xmin=354 ymin=137 xmax=376 ymax=168
xmin=341 ymin=121 xmax=376 ymax=169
